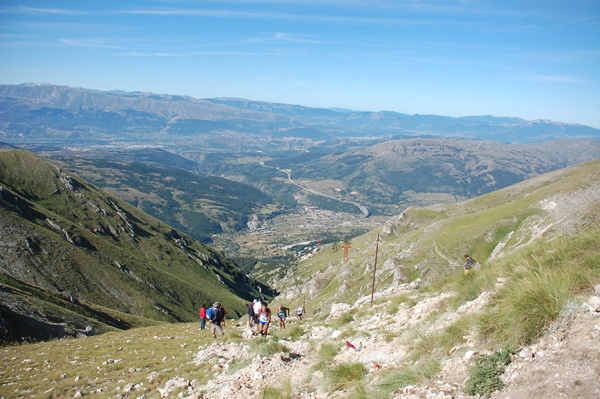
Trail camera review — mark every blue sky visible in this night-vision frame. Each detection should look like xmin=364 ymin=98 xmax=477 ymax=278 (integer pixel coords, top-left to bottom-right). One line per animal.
xmin=1 ymin=1 xmax=599 ymax=128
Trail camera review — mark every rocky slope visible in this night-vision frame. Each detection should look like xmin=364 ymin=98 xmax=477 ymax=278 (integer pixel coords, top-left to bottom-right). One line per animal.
xmin=170 ymin=284 xmax=600 ymax=399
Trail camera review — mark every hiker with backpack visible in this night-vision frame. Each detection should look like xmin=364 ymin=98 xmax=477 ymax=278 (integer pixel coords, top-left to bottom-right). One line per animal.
xmin=277 ymin=305 xmax=290 ymax=329
xmin=257 ymin=302 xmax=272 ymax=337
xmin=463 ymin=254 xmax=476 ymax=275
xmin=219 ymin=304 xmax=227 ymax=329
xmin=209 ymin=302 xmax=225 ymax=338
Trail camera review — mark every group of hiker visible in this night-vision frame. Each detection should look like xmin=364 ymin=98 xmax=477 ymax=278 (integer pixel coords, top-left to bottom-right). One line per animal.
xmin=199 ymin=302 xmax=227 ymax=338
xmin=198 ymin=254 xmax=474 ymax=339
xmin=199 ymin=300 xmax=305 ymax=338
xmin=246 ymin=299 xmax=304 ymax=337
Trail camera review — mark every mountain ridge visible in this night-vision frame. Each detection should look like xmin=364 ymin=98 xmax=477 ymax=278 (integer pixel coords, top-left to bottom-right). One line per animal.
xmin=2 ymin=83 xmax=599 ymax=144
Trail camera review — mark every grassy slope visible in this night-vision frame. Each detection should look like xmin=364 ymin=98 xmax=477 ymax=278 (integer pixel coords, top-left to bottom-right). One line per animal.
xmin=0 ymin=227 xmax=597 ymax=398
xmin=0 ymin=150 xmax=274 ymax=341
xmin=276 ymin=159 xmax=600 ymax=316
xmin=52 ymin=156 xmax=283 ymax=242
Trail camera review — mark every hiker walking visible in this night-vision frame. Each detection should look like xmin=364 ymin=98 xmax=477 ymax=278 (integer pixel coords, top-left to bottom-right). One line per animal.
xmin=199 ymin=305 xmax=207 ymax=330
xmin=247 ymin=302 xmax=255 ymax=328
xmin=277 ymin=305 xmax=290 ymax=329
xmin=209 ymin=302 xmax=225 ymax=338
xmin=219 ymin=303 xmax=227 ymax=329
xmin=257 ymin=302 xmax=272 ymax=337
xmin=297 ymin=306 xmax=304 ymax=321
xmin=463 ymin=254 xmax=476 ymax=275
xmin=252 ymin=299 xmax=262 ymax=326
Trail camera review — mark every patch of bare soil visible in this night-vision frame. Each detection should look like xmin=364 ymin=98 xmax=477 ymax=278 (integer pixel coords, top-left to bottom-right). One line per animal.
xmin=492 ymin=303 xmax=600 ymax=399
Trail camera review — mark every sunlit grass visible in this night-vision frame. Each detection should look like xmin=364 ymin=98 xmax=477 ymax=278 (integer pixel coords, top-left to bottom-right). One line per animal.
xmin=0 ymin=323 xmax=214 ymax=398
xmin=481 ymin=228 xmax=600 ymax=347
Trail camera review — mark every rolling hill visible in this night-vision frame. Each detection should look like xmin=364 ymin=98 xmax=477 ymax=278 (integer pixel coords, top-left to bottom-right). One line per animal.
xmin=200 ymin=137 xmax=600 ymax=215
xmin=0 ymin=150 xmax=275 ymax=343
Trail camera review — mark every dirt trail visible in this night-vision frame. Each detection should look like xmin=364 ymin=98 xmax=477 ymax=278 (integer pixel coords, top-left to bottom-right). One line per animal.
xmin=170 ymin=288 xmax=600 ymax=398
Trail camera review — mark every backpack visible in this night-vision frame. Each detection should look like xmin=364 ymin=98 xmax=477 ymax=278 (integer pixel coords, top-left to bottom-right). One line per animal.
xmin=210 ymin=307 xmax=222 ymax=323
xmin=206 ymin=307 xmax=213 ymax=320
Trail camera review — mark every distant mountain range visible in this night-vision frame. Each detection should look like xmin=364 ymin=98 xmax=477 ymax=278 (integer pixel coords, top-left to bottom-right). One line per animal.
xmin=1 ymin=83 xmax=599 ymax=144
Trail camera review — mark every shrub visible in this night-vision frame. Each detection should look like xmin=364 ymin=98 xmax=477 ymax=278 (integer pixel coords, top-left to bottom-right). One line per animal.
xmin=318 ymin=342 xmax=341 ymax=359
xmin=339 ymin=312 xmax=354 ymax=325
xmin=386 ymin=294 xmax=409 ymax=315
xmin=372 ymin=359 xmax=440 ymax=397
xmin=465 ymin=347 xmax=514 ymax=398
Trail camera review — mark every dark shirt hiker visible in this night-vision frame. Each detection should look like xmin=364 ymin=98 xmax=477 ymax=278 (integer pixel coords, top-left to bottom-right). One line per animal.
xmin=210 ymin=302 xmax=224 ymax=338
xmin=247 ymin=303 xmax=255 ymax=327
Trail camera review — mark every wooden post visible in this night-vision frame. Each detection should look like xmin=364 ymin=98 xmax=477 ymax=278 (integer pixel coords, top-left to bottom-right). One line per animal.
xmin=370 ymin=233 xmax=380 ymax=305
xmin=342 ymin=244 xmax=351 ymax=261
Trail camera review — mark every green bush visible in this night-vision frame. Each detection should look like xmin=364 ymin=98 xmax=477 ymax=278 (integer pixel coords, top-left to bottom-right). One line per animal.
xmin=287 ymin=324 xmax=305 ymax=340
xmin=465 ymin=347 xmax=514 ymax=398
xmin=339 ymin=312 xmax=354 ymax=324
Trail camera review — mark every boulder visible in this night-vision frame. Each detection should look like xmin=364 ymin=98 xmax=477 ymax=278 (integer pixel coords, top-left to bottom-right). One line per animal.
xmin=589 ymin=296 xmax=600 ymax=312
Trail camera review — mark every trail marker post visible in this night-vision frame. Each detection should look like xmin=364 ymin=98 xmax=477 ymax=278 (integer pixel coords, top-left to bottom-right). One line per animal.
xmin=371 ymin=233 xmax=380 ymax=305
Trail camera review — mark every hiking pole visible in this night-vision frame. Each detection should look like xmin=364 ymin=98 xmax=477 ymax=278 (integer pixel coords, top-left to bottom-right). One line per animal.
xmin=370 ymin=233 xmax=380 ymax=305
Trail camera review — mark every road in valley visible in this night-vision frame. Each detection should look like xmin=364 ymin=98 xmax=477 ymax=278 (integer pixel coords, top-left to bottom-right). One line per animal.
xmin=260 ymin=162 xmax=370 ymax=217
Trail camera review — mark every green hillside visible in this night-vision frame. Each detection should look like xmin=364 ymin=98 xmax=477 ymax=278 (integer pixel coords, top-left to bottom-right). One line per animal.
xmin=276 ymin=159 xmax=600 ymax=318
xmin=51 ymin=155 xmax=285 ymax=242
xmin=0 ymin=150 xmax=275 ymax=343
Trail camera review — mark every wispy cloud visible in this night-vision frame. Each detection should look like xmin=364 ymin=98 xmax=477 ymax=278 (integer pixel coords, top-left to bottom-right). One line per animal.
xmin=273 ymin=32 xmax=322 ymax=44
xmin=3 ymin=6 xmax=88 ymax=15
xmin=245 ymin=32 xmax=327 ymax=44
xmin=122 ymin=8 xmax=437 ymax=26
xmin=533 ymin=75 xmax=591 ymax=84
xmin=118 ymin=51 xmax=181 ymax=57
xmin=60 ymin=39 xmax=122 ymax=49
